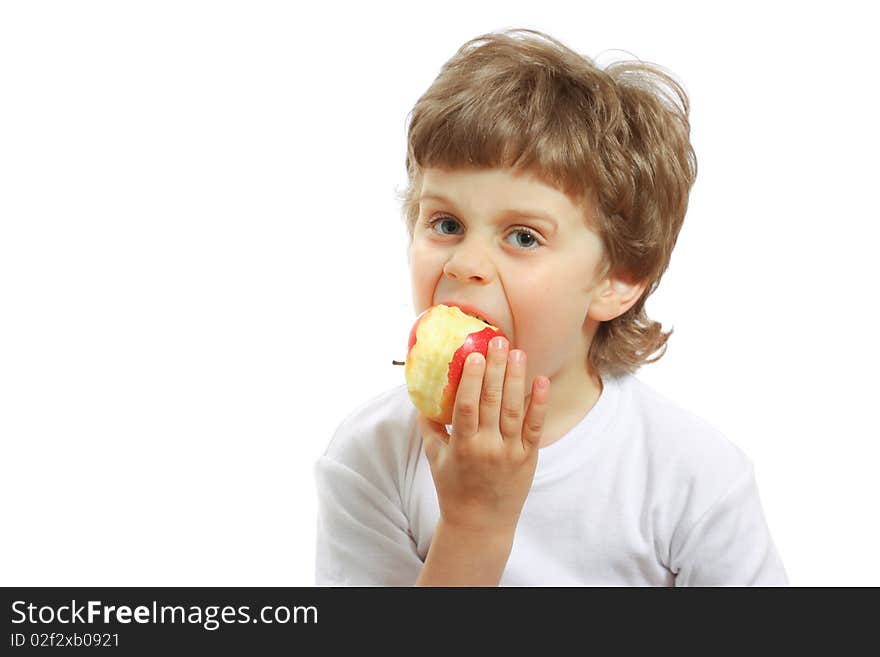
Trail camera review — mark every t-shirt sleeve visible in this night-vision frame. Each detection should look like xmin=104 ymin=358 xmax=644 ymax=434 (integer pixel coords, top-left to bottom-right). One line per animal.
xmin=670 ymin=463 xmax=789 ymax=586
xmin=314 ymin=454 xmax=424 ymax=586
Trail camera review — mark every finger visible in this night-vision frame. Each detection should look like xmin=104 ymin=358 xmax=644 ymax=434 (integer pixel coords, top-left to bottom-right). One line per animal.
xmin=521 ymin=376 xmax=551 ymax=451
xmin=451 ymin=351 xmax=485 ymax=438
xmin=479 ymin=336 xmax=509 ymax=433
xmin=417 ymin=412 xmax=449 ymax=462
xmin=499 ymin=349 xmax=526 ymax=441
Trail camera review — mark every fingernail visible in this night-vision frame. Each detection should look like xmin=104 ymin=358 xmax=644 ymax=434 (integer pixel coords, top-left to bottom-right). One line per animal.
xmin=470 ymin=353 xmax=484 ymax=365
xmin=491 ymin=337 xmax=506 ymax=350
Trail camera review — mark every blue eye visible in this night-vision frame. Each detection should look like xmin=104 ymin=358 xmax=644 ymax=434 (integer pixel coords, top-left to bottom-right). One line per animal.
xmin=511 ymin=230 xmax=538 ymax=249
xmin=427 ymin=215 xmax=542 ymax=251
xmin=432 ymin=216 xmax=462 ymax=235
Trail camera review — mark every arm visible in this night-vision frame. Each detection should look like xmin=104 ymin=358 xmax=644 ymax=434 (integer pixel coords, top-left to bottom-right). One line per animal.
xmin=415 ymin=520 xmax=515 ymax=587
xmin=314 ymin=455 xmax=424 ymax=586
xmin=414 ymin=339 xmax=551 ymax=587
xmin=315 ymin=452 xmax=518 ymax=586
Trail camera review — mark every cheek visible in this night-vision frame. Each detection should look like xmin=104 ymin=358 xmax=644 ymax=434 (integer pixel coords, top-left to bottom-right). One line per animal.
xmin=505 ymin=286 xmax=546 ymax=348
xmin=409 ymin=243 xmax=445 ymax=307
xmin=508 ymin=286 xmax=588 ymax=361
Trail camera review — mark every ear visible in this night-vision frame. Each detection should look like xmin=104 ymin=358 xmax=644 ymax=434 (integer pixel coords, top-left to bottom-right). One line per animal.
xmin=587 ymin=271 xmax=649 ymax=322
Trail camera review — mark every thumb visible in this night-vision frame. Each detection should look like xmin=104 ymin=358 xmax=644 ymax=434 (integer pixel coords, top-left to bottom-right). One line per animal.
xmin=416 ymin=412 xmax=449 ymax=462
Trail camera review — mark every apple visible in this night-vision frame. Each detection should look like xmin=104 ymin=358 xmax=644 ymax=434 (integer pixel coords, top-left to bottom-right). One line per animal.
xmin=403 ymin=304 xmax=506 ymax=425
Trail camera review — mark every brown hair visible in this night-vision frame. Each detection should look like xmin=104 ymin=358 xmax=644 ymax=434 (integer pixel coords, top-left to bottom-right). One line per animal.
xmin=398 ymin=28 xmax=697 ymax=378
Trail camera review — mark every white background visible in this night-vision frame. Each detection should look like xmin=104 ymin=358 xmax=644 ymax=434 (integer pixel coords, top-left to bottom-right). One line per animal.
xmin=1 ymin=1 xmax=878 ymax=586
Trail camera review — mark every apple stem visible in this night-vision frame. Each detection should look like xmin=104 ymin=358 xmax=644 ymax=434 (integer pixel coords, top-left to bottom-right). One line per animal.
xmin=391 ymin=360 xmax=405 ymax=366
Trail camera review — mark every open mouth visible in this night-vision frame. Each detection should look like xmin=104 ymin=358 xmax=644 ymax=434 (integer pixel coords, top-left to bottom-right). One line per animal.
xmin=467 ymin=312 xmax=491 ymax=325
xmin=443 ymin=303 xmax=495 ymax=327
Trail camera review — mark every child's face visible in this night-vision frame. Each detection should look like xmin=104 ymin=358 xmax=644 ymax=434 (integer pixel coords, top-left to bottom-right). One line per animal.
xmin=409 ymin=166 xmax=607 ymax=396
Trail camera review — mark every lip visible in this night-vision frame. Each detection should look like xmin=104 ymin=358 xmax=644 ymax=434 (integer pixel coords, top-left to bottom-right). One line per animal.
xmin=437 ymin=300 xmax=506 ymax=337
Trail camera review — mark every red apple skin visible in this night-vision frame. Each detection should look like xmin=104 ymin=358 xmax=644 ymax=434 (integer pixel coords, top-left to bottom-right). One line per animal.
xmin=406 ymin=306 xmax=506 ymax=425
xmin=439 ymin=325 xmax=504 ymax=421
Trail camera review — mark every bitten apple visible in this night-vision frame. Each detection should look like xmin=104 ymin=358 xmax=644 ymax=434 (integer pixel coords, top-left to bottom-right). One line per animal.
xmin=404 ymin=304 xmax=506 ymax=425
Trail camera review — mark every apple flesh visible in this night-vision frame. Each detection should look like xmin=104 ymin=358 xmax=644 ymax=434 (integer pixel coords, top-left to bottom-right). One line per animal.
xmin=405 ymin=304 xmax=506 ymax=425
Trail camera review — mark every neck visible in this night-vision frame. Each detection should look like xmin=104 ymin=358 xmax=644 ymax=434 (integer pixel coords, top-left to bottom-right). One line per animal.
xmin=536 ymin=358 xmax=603 ymax=449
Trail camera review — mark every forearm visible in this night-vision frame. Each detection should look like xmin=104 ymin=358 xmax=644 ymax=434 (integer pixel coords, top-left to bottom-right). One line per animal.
xmin=415 ymin=519 xmax=516 ymax=587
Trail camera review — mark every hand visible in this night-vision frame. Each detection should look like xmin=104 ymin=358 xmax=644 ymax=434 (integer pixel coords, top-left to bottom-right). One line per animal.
xmin=417 ymin=336 xmax=551 ymax=536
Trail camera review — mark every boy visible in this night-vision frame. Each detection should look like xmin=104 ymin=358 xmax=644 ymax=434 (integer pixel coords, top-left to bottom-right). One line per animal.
xmin=314 ymin=28 xmax=788 ymax=586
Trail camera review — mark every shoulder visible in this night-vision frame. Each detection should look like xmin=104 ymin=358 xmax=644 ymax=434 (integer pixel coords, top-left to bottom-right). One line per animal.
xmin=614 ymin=375 xmax=762 ymax=552
xmin=319 ymin=384 xmax=422 ymax=491
xmin=324 ymin=384 xmax=417 ymax=458
xmin=618 ymin=374 xmax=752 ymax=475
xmin=613 ymin=374 xmax=755 ymax=532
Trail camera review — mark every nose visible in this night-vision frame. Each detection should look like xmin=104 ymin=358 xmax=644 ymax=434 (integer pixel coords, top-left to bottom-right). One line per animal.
xmin=442 ymin=239 xmax=494 ymax=283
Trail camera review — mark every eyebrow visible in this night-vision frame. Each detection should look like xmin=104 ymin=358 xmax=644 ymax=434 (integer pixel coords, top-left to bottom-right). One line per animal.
xmin=419 ymin=191 xmax=559 ymax=230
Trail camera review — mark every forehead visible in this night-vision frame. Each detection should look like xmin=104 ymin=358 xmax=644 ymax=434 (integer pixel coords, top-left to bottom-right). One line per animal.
xmin=419 ymin=167 xmax=591 ymax=223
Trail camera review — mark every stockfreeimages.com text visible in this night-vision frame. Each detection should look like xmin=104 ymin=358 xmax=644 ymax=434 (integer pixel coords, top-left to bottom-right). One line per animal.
xmin=11 ymin=599 xmax=317 ymax=631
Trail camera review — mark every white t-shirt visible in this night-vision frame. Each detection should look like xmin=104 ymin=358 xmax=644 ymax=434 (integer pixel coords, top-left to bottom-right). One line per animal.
xmin=314 ymin=373 xmax=788 ymax=586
